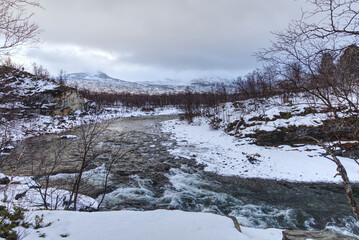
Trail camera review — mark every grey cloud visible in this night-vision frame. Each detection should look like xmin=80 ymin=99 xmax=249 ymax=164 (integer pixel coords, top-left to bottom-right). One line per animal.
xmin=28 ymin=0 xmax=304 ymax=81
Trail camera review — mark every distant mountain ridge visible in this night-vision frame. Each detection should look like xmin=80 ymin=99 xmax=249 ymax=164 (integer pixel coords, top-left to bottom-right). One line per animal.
xmin=64 ymin=71 xmax=235 ymax=94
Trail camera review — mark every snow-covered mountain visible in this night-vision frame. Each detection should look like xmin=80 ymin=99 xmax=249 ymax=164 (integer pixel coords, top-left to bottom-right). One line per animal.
xmin=65 ymin=71 xmax=155 ymax=93
xmin=64 ymin=71 xmax=235 ymax=94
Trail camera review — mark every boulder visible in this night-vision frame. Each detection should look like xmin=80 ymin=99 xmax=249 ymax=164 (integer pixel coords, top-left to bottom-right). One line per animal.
xmin=282 ymin=230 xmax=358 ymax=240
xmin=0 ymin=176 xmax=10 ymax=184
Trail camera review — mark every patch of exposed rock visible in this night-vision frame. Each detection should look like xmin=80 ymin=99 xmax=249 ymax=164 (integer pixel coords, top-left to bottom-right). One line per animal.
xmin=24 ymin=86 xmax=86 ymax=116
xmin=282 ymin=230 xmax=358 ymax=240
xmin=246 ymin=119 xmax=357 ymax=147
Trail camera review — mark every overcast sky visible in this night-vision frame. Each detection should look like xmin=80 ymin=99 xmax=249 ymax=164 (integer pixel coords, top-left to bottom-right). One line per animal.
xmin=18 ymin=0 xmax=304 ymax=83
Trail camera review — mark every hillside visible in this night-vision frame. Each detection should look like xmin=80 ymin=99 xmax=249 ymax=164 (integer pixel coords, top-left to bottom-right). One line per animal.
xmin=0 ymin=66 xmax=87 ymax=119
xmin=64 ymin=71 xmax=235 ymax=94
xmin=0 ymin=66 xmax=93 ymax=141
xmin=0 ymin=67 xmax=183 ymax=141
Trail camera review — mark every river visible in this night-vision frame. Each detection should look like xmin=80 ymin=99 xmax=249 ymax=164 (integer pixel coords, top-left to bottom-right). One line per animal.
xmin=96 ymin=115 xmax=359 ymax=237
xmin=9 ymin=115 xmax=359 ymax=237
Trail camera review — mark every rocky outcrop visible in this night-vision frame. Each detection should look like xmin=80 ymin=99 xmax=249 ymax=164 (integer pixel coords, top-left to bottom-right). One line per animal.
xmin=25 ymin=86 xmax=85 ymax=116
xmin=251 ymin=126 xmax=322 ymax=146
xmin=0 ymin=67 xmax=89 ymax=118
xmin=249 ymin=120 xmax=356 ymax=147
xmin=282 ymin=230 xmax=358 ymax=240
xmin=24 ymin=86 xmax=85 ymax=116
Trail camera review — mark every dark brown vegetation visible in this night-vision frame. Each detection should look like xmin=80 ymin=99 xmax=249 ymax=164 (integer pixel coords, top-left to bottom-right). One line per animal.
xmin=78 ymin=86 xmax=236 ymax=123
xmin=78 ymin=88 xmax=235 ymax=108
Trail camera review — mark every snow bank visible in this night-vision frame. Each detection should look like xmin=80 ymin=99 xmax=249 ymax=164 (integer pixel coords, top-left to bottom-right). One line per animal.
xmin=24 ymin=210 xmax=282 ymax=240
xmin=0 ymin=175 xmax=98 ymax=210
xmin=215 ymin=96 xmax=335 ymax=135
xmin=162 ymin=117 xmax=359 ymax=183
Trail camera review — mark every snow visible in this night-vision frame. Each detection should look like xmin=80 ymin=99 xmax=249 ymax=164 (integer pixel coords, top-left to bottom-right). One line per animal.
xmin=159 ymin=95 xmax=359 ymax=183
xmin=162 ymin=117 xmax=359 ymax=183
xmin=0 ymin=102 xmax=26 ymax=109
xmin=107 ymin=106 xmax=182 ymax=118
xmin=214 ymin=97 xmax=330 ymax=135
xmin=3 ymin=86 xmax=359 ymax=239
xmin=59 ymin=135 xmax=78 ymax=139
xmin=1 ymin=75 xmax=58 ymax=97
xmin=24 ymin=210 xmax=282 ymax=240
xmin=0 ymin=175 xmax=98 ymax=211
xmin=65 ymin=71 xmax=235 ymax=94
xmin=50 ymin=165 xmax=110 ymax=189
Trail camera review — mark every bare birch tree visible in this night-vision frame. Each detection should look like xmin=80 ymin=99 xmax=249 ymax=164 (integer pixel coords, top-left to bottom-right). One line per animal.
xmin=66 ymin=119 xmax=111 ymax=210
xmin=257 ymin=0 xmax=359 ymax=220
xmin=0 ymin=0 xmax=42 ymax=56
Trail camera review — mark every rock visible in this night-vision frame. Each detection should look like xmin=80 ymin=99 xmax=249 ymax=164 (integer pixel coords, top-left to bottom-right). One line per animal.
xmin=248 ymin=118 xmax=357 ymax=147
xmin=20 ymin=85 xmax=87 ymax=117
xmin=59 ymin=135 xmax=78 ymax=139
xmin=15 ymin=191 xmax=27 ymax=200
xmin=228 ymin=215 xmax=241 ymax=233
xmin=0 ymin=176 xmax=10 ymax=184
xmin=282 ymin=230 xmax=358 ymax=240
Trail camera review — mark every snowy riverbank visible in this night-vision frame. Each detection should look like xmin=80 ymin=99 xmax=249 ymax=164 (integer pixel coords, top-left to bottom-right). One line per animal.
xmin=162 ymin=117 xmax=359 ymax=183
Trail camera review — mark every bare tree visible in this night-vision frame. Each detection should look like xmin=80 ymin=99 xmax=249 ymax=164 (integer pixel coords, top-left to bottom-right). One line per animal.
xmin=0 ymin=0 xmax=42 ymax=56
xmin=317 ymin=140 xmax=359 ymax=220
xmin=257 ymin=0 xmax=359 ymax=220
xmin=32 ymin=63 xmax=49 ymax=80
xmin=181 ymin=88 xmax=198 ymax=123
xmin=234 ymin=68 xmax=279 ymax=100
xmin=66 ymin=119 xmax=111 ymax=210
xmin=27 ymin=138 xmax=71 ymax=210
xmin=57 ymin=69 xmax=67 ymax=86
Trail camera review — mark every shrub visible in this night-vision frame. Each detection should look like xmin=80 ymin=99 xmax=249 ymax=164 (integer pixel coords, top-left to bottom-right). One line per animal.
xmin=0 ymin=206 xmax=28 ymax=240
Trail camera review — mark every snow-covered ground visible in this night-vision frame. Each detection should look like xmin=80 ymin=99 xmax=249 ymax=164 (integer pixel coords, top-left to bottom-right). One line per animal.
xmin=162 ymin=111 xmax=359 ymax=183
xmin=0 ymin=171 xmax=287 ymax=240
xmin=1 ymin=73 xmax=58 ymax=97
xmin=0 ymin=174 xmax=98 ymax=211
xmin=105 ymin=105 xmax=182 ymax=118
xmin=23 ymin=210 xmax=282 ymax=240
xmin=213 ymin=96 xmax=341 ymax=135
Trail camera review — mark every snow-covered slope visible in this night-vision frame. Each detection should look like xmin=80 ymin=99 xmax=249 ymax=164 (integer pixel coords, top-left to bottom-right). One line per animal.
xmin=0 ymin=67 xmax=58 ymax=108
xmin=65 ymin=71 xmax=235 ymax=94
